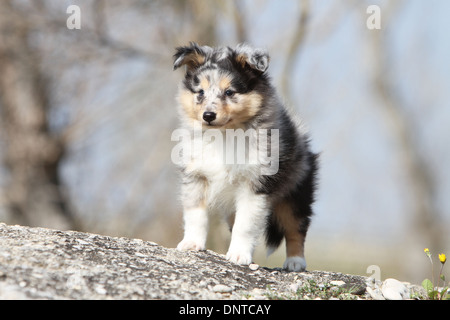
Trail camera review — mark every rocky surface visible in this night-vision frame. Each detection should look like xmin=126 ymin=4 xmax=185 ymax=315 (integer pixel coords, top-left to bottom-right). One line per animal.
xmin=0 ymin=223 xmax=426 ymax=300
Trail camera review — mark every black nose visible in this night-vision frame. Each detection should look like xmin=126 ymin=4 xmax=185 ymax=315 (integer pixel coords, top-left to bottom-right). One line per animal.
xmin=202 ymin=111 xmax=216 ymax=123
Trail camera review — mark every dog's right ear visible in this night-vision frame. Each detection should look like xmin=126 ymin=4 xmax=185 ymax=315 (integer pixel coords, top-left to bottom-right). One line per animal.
xmin=173 ymin=42 xmax=212 ymax=72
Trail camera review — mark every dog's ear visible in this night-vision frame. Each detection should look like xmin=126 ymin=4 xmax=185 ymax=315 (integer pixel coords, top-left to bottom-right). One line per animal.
xmin=234 ymin=43 xmax=270 ymax=73
xmin=173 ymin=42 xmax=212 ymax=71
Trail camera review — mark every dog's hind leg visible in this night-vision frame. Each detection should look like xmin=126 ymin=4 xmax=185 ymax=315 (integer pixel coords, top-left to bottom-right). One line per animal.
xmin=274 ymin=200 xmax=309 ymax=272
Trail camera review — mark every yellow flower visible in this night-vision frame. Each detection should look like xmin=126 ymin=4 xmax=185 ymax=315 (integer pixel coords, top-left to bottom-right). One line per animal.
xmin=424 ymin=248 xmax=430 ymax=253
xmin=439 ymin=253 xmax=446 ymax=264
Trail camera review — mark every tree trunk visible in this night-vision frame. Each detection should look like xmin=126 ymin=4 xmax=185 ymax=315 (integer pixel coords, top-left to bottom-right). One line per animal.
xmin=0 ymin=1 xmax=76 ymax=230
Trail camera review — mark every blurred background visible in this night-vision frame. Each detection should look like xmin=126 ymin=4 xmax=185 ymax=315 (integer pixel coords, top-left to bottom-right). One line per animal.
xmin=0 ymin=0 xmax=448 ymax=284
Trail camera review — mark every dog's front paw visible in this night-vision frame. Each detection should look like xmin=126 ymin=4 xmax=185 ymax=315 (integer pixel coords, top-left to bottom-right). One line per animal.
xmin=226 ymin=249 xmax=252 ymax=266
xmin=283 ymin=256 xmax=307 ymax=272
xmin=176 ymin=239 xmax=205 ymax=251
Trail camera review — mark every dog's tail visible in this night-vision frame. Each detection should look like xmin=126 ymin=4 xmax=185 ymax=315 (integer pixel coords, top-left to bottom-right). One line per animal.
xmin=265 ymin=215 xmax=284 ymax=257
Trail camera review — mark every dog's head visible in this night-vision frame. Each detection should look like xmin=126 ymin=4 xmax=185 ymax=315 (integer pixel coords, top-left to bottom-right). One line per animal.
xmin=174 ymin=42 xmax=270 ymax=129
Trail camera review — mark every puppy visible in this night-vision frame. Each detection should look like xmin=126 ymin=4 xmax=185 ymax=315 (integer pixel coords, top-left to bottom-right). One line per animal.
xmin=172 ymin=42 xmax=318 ymax=271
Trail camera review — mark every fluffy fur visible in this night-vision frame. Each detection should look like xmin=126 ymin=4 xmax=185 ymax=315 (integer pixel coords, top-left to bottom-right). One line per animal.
xmin=173 ymin=42 xmax=318 ymax=271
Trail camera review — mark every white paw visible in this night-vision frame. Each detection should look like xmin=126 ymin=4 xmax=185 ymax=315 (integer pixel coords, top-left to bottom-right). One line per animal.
xmin=283 ymin=256 xmax=307 ymax=272
xmin=226 ymin=249 xmax=252 ymax=266
xmin=176 ymin=239 xmax=205 ymax=251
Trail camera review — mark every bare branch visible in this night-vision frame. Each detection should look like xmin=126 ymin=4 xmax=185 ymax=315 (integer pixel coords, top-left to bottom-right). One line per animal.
xmin=281 ymin=0 xmax=309 ymax=102
xmin=367 ymin=0 xmax=443 ymax=251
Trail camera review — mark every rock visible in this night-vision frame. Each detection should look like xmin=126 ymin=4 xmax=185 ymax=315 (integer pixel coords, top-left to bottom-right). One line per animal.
xmin=0 ymin=223 xmax=424 ymax=300
xmin=381 ymin=278 xmax=410 ymax=300
xmin=366 ymin=287 xmax=385 ymax=300
xmin=0 ymin=283 xmax=30 ymax=300
xmin=212 ymin=285 xmax=233 ymax=293
xmin=249 ymin=263 xmax=259 ymax=271
xmin=330 ymin=280 xmax=346 ymax=287
xmin=289 ymin=282 xmax=300 ymax=292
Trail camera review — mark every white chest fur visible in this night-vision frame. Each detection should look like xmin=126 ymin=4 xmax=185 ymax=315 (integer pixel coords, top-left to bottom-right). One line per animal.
xmin=186 ymin=131 xmax=261 ymax=212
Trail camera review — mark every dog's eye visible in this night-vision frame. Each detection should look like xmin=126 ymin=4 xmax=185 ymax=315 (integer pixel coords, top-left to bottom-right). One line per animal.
xmin=225 ymin=89 xmax=234 ymax=97
xmin=198 ymin=89 xmax=204 ymax=97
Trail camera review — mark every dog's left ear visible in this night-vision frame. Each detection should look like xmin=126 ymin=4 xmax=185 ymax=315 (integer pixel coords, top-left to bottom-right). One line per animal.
xmin=234 ymin=43 xmax=270 ymax=73
xmin=173 ymin=42 xmax=212 ymax=72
